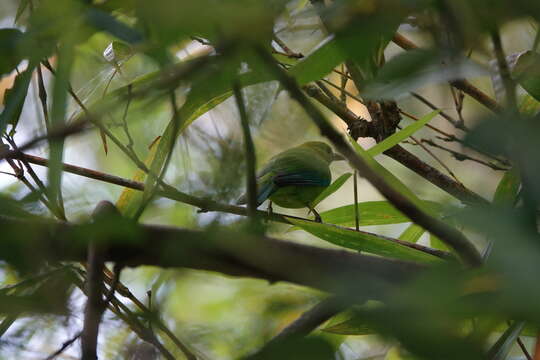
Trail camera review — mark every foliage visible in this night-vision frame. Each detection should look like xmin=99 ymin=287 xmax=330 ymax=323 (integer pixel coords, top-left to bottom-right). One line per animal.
xmin=0 ymin=0 xmax=540 ymax=359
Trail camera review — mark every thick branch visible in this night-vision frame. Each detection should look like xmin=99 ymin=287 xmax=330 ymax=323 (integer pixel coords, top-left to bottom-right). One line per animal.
xmin=0 ymin=216 xmax=425 ymax=299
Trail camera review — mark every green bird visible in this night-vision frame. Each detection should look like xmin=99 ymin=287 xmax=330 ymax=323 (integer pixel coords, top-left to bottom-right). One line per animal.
xmin=238 ymin=141 xmax=342 ymax=222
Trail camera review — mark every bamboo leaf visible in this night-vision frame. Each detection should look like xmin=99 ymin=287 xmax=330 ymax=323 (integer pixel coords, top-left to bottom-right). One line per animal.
xmin=367 ymin=110 xmax=439 ymax=156
xmin=513 ymin=51 xmax=540 ymax=102
xmin=348 ymin=134 xmax=430 ymax=213
xmin=0 ymin=28 xmax=24 ymax=77
xmin=289 ymin=36 xmax=346 ymax=85
xmin=322 ymin=315 xmax=376 ymax=335
xmin=486 ymin=322 xmax=525 ymax=360
xmin=288 ymin=218 xmax=442 ymax=264
xmin=116 ymin=137 xmax=161 ymax=218
xmin=311 ymin=173 xmax=352 ymax=208
xmin=399 ymin=224 xmax=425 ymax=243
xmin=493 ymin=168 xmax=520 ymax=205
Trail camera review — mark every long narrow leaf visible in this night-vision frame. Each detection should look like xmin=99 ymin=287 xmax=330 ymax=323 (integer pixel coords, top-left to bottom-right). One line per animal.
xmin=367 ymin=110 xmax=439 ymax=156
xmin=486 ymin=321 xmax=525 ymax=360
xmin=348 ymin=134 xmax=430 ymax=213
xmin=311 ymin=173 xmax=352 ymax=208
xmin=289 ymin=218 xmax=443 ymax=264
xmin=399 ymin=223 xmax=425 ymax=243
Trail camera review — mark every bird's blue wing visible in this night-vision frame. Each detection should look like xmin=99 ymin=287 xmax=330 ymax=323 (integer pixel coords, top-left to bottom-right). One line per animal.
xmin=273 ymin=171 xmax=331 ymax=187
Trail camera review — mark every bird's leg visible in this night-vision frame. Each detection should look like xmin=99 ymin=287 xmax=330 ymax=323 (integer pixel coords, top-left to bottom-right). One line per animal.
xmin=267 ymin=201 xmax=274 ymax=218
xmin=306 ymin=203 xmax=322 ymax=223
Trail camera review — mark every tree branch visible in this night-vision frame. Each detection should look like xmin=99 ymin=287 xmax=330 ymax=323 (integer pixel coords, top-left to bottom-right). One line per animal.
xmin=0 ymin=216 xmax=425 ymax=299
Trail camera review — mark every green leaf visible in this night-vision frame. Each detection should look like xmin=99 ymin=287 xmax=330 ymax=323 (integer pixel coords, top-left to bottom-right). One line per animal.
xmin=0 ymin=61 xmax=35 ymax=135
xmin=289 ymin=218 xmax=442 ymax=264
xmin=493 ymin=168 xmax=520 ymax=205
xmin=322 ymin=315 xmax=376 ymax=335
xmin=0 ymin=28 xmax=24 ymax=77
xmin=430 ymin=233 xmax=450 ymax=251
xmin=116 ymin=137 xmax=161 ymax=218
xmin=320 ymin=201 xmax=411 ymax=227
xmin=486 ymin=322 xmax=525 ymax=360
xmin=518 ymin=93 xmax=540 ymax=116
xmin=513 ymin=51 xmax=540 ymax=102
xmin=84 ymin=7 xmax=143 ymax=45
xmin=399 ymin=223 xmax=425 ymax=243
xmin=311 ymin=173 xmax=352 ymax=208
xmin=2 ymin=70 xmax=31 ymax=136
xmin=289 ymin=36 xmax=346 ymax=85
xmin=347 ymin=134 xmax=430 ymax=213
xmin=367 ymin=110 xmax=439 ymax=156
xmin=364 ymin=50 xmax=486 ymax=100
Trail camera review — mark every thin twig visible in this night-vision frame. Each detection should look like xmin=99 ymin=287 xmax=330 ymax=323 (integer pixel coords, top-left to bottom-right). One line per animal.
xmin=233 ymin=82 xmax=258 ymax=218
xmin=421 ymin=139 xmax=509 ymax=171
xmin=392 ymin=33 xmax=503 ymax=113
xmin=73 ymin=270 xmax=176 ymax=360
xmin=263 ymin=296 xmax=350 ymax=347
xmin=45 ymin=332 xmax=82 ymax=360
xmin=4 ymin=151 xmax=315 ymax=225
xmin=273 ymin=34 xmax=304 ymax=58
xmin=353 ymin=170 xmax=359 ymax=231
xmin=490 ymin=29 xmax=517 ymax=109
xmin=411 ymin=92 xmax=466 ymax=131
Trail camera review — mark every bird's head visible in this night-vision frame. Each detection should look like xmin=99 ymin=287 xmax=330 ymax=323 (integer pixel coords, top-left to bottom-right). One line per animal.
xmin=301 ymin=141 xmax=344 ymax=163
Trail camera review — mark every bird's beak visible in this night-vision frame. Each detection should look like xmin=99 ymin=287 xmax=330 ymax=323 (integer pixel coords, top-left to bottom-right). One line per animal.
xmin=332 ymin=153 xmax=346 ymax=161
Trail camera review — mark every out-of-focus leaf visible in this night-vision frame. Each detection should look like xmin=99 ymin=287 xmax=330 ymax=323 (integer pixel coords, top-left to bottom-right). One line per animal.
xmin=385 ymin=347 xmax=421 ymax=360
xmin=348 ymin=134 xmax=430 ymax=213
xmin=430 ymin=233 xmax=450 ymax=251
xmin=0 ymin=29 xmax=24 ymax=77
xmin=0 ymin=195 xmax=40 ymax=219
xmin=0 ymin=62 xmax=35 ymax=135
xmin=311 ymin=173 xmax=352 ymax=208
xmin=248 ymin=336 xmax=334 ymax=360
xmin=15 ymin=0 xmax=30 ymax=24
xmin=289 ymin=218 xmax=442 ymax=264
xmin=367 ymin=110 xmax=439 ymax=156
xmin=84 ymin=7 xmax=143 ymax=44
xmin=513 ymin=51 xmax=540 ymax=102
xmin=322 ymin=314 xmax=376 ymax=335
xmin=518 ymin=93 xmax=540 ymax=116
xmin=331 ymin=0 xmax=407 ymax=82
xmin=398 ymin=224 xmax=425 ymax=243
xmin=486 ymin=322 xmax=525 ymax=360
xmin=289 ymin=36 xmax=346 ymax=84
xmin=116 ymin=137 xmax=161 ymax=218
xmin=493 ymin=168 xmax=520 ymax=205
xmin=364 ymin=49 xmax=487 ymax=100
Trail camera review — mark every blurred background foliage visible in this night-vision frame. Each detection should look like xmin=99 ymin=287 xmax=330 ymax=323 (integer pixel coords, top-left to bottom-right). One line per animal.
xmin=0 ymin=0 xmax=540 ymax=359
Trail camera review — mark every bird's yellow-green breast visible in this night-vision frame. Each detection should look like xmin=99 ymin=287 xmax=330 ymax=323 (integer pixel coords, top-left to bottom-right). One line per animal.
xmin=238 ymin=141 xmax=338 ymax=209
